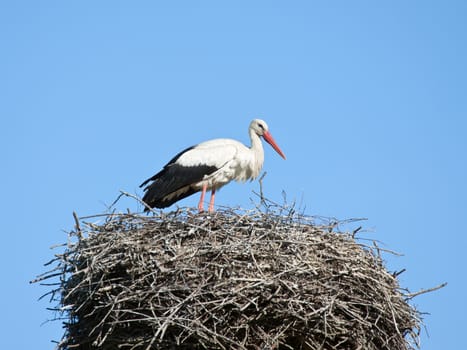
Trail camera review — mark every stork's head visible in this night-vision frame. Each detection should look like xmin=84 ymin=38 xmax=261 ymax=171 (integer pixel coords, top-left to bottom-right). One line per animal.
xmin=250 ymin=119 xmax=269 ymax=136
xmin=250 ymin=119 xmax=286 ymax=159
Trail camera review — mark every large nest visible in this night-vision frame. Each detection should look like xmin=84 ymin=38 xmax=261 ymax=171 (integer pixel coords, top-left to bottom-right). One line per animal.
xmin=38 ymin=205 xmax=424 ymax=350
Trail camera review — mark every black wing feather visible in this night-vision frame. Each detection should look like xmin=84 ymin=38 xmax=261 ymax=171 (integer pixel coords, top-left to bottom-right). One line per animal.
xmin=139 ymin=146 xmax=218 ymax=210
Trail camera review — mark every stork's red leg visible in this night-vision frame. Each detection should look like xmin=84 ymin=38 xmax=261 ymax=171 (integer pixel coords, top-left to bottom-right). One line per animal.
xmin=198 ymin=183 xmax=207 ymax=212
xmin=208 ymin=188 xmax=216 ymax=212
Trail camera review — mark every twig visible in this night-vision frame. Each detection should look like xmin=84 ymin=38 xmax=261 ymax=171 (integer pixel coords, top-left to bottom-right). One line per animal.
xmin=118 ymin=190 xmax=157 ymax=213
xmin=72 ymin=211 xmax=82 ymax=240
xmin=258 ymin=171 xmax=267 ymax=206
xmin=405 ymin=282 xmax=447 ymax=299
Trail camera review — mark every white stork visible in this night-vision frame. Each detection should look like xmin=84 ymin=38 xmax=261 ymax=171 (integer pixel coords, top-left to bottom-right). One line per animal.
xmin=140 ymin=119 xmax=286 ymax=212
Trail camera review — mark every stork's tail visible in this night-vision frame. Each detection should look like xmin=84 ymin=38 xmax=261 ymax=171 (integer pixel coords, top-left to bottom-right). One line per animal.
xmin=141 ymin=182 xmax=197 ymax=211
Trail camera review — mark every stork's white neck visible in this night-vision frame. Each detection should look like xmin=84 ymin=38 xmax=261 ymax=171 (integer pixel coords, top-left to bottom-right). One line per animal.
xmin=249 ymin=129 xmax=265 ymax=179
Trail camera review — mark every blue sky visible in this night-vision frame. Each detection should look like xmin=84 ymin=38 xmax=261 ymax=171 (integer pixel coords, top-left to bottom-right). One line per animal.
xmin=1 ymin=1 xmax=466 ymax=349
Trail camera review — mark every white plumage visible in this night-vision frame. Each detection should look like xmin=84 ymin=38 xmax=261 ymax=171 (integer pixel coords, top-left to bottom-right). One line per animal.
xmin=140 ymin=119 xmax=286 ymax=212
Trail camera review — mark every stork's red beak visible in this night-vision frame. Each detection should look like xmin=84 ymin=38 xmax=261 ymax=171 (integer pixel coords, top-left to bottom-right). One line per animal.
xmin=263 ymin=131 xmax=286 ymax=160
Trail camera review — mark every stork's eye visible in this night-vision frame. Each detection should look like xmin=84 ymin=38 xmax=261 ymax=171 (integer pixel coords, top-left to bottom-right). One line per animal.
xmin=258 ymin=123 xmax=264 ymax=130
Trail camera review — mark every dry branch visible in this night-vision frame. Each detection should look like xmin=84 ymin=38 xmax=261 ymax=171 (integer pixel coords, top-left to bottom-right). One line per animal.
xmin=35 ymin=205 xmax=433 ymax=350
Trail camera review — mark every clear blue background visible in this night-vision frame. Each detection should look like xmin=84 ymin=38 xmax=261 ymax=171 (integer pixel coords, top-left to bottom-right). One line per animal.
xmin=1 ymin=1 xmax=465 ymax=349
